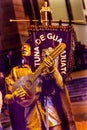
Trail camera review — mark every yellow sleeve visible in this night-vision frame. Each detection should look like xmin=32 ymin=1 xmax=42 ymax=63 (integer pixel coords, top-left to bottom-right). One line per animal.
xmin=5 ymin=67 xmax=17 ymax=93
xmin=52 ymin=66 xmax=64 ymax=90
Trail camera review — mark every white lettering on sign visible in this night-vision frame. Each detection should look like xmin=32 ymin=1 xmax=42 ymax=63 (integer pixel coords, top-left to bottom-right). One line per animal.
xmin=35 ymin=33 xmax=62 ymax=46
xmin=34 ymin=47 xmax=41 ymax=67
xmin=60 ymin=50 xmax=66 ymax=74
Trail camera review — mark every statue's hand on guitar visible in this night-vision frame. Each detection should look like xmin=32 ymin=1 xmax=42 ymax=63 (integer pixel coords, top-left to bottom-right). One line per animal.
xmin=13 ymin=87 xmax=29 ymax=102
xmin=44 ymin=55 xmax=54 ymax=67
xmin=4 ymin=86 xmax=31 ymax=106
xmin=42 ymin=48 xmax=55 ymax=74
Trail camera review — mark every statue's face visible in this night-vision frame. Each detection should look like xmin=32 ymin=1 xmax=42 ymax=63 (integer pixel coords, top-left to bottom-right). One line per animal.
xmin=22 ymin=44 xmax=31 ymax=57
xmin=44 ymin=1 xmax=47 ymax=7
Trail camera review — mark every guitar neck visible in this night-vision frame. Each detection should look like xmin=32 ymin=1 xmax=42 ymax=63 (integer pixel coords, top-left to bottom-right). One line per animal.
xmin=33 ymin=43 xmax=66 ymax=81
xmin=50 ymin=43 xmax=66 ymax=60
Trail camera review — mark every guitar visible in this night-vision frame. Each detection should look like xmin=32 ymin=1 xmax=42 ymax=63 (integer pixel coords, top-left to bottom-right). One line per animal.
xmin=12 ymin=43 xmax=66 ymax=107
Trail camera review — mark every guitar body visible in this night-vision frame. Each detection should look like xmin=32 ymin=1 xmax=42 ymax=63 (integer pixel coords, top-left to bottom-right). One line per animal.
xmin=12 ymin=43 xmax=66 ymax=107
xmin=13 ymin=74 xmax=39 ymax=107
